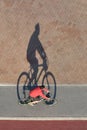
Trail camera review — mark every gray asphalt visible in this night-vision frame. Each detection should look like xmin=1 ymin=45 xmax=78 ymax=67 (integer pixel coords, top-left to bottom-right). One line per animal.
xmin=0 ymin=85 xmax=87 ymax=118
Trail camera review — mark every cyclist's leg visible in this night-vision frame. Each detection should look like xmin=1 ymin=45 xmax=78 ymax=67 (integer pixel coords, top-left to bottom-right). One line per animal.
xmin=30 ymin=58 xmax=38 ymax=84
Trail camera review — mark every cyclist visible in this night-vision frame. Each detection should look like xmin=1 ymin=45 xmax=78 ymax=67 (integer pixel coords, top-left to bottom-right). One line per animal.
xmin=21 ymin=85 xmax=51 ymax=105
xmin=29 ymin=85 xmax=50 ymax=99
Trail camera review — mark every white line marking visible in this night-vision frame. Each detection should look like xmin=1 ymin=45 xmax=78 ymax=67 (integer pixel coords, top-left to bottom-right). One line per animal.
xmin=0 ymin=117 xmax=87 ymax=120
xmin=0 ymin=84 xmax=87 ymax=87
xmin=0 ymin=84 xmax=16 ymax=87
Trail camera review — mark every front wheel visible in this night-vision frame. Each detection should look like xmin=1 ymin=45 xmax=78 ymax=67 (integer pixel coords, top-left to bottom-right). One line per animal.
xmin=42 ymin=71 xmax=56 ymax=104
xmin=17 ymin=72 xmax=30 ymax=103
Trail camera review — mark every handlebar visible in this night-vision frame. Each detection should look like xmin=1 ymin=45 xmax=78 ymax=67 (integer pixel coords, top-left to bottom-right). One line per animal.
xmin=29 ymin=57 xmax=49 ymax=70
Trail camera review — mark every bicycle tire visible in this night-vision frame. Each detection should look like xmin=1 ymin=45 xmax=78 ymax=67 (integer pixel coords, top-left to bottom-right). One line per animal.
xmin=17 ymin=72 xmax=30 ymax=103
xmin=42 ymin=71 xmax=56 ymax=104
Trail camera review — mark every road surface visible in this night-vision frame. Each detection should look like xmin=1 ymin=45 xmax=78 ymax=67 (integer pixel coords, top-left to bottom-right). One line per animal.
xmin=0 ymin=85 xmax=87 ymax=118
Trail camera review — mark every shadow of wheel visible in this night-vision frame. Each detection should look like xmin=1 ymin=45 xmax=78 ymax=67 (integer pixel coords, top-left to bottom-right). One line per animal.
xmin=42 ymin=71 xmax=57 ymax=105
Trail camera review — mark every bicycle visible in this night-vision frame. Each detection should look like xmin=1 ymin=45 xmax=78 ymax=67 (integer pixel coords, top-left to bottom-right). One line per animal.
xmin=17 ymin=62 xmax=57 ymax=105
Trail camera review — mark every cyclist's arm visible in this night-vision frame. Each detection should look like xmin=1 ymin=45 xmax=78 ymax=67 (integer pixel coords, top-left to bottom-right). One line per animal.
xmin=39 ymin=92 xmax=49 ymax=100
xmin=42 ymin=88 xmax=49 ymax=93
xmin=37 ymin=41 xmax=47 ymax=60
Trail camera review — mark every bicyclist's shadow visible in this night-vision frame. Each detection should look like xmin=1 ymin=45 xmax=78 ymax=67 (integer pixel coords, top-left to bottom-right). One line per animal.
xmin=26 ymin=23 xmax=48 ymax=84
xmin=17 ymin=23 xmax=57 ymax=105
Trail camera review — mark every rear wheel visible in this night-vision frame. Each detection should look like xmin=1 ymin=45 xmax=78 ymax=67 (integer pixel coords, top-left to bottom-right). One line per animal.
xmin=17 ymin=72 xmax=30 ymax=103
xmin=42 ymin=71 xmax=56 ymax=104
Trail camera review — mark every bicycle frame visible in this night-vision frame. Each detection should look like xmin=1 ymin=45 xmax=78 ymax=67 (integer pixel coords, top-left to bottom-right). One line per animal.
xmin=28 ymin=64 xmax=46 ymax=85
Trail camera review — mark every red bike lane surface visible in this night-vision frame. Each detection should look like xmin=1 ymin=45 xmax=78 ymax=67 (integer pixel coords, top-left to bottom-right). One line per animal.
xmin=0 ymin=120 xmax=87 ymax=130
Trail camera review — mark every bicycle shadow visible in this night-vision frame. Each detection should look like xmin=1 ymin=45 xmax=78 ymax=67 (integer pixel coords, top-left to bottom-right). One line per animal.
xmin=17 ymin=23 xmax=57 ymax=104
xmin=27 ymin=23 xmax=48 ymax=84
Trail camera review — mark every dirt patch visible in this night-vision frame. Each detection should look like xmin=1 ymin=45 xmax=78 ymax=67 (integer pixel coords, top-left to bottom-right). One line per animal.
xmin=0 ymin=0 xmax=87 ymax=84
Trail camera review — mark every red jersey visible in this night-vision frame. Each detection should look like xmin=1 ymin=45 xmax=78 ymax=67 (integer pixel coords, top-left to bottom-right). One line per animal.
xmin=29 ymin=86 xmax=49 ymax=100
